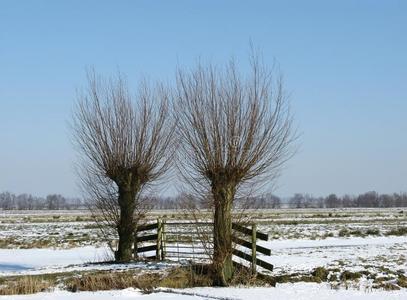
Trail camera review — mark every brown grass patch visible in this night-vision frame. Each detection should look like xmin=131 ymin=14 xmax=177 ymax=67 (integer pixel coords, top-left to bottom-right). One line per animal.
xmin=159 ymin=265 xmax=212 ymax=288
xmin=386 ymin=227 xmax=407 ymax=236
xmin=65 ymin=271 xmax=159 ymax=293
xmin=65 ymin=266 xmax=213 ymax=293
xmin=0 ymin=276 xmax=54 ymax=295
xmin=397 ymin=274 xmax=407 ymax=288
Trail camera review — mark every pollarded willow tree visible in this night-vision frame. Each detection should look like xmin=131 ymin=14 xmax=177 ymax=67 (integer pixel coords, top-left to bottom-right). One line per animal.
xmin=175 ymin=56 xmax=296 ymax=285
xmin=72 ymin=71 xmax=176 ymax=262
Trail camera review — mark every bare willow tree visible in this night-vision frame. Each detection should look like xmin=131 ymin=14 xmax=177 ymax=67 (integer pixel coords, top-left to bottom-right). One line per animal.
xmin=175 ymin=56 xmax=296 ymax=285
xmin=72 ymin=71 xmax=176 ymax=262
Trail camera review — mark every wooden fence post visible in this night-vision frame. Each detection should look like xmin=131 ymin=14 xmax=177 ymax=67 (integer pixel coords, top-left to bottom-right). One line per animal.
xmin=161 ymin=219 xmax=166 ymax=260
xmin=251 ymin=223 xmax=257 ymax=274
xmin=156 ymin=218 xmax=162 ymax=260
xmin=134 ymin=228 xmax=138 ymax=259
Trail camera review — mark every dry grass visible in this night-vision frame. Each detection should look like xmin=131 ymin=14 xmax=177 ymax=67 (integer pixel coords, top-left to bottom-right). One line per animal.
xmin=0 ymin=276 xmax=54 ymax=295
xmin=398 ymin=274 xmax=407 ymax=288
xmin=159 ymin=265 xmax=212 ymax=288
xmin=3 ymin=264 xmax=400 ymax=296
xmin=339 ymin=270 xmax=364 ymax=281
xmin=65 ymin=266 xmax=213 ymax=293
xmin=386 ymin=227 xmax=407 ymax=236
xmin=65 ymin=271 xmax=158 ymax=293
xmin=0 ymin=266 xmax=215 ymax=296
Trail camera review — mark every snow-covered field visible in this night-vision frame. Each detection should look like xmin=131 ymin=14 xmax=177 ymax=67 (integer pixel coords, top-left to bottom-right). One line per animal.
xmin=0 ymin=208 xmax=406 ymax=298
xmin=261 ymin=236 xmax=407 ymax=275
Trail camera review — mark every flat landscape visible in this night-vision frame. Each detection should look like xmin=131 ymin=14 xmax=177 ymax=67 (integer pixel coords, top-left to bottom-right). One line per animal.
xmin=1 ymin=208 xmax=406 ymax=299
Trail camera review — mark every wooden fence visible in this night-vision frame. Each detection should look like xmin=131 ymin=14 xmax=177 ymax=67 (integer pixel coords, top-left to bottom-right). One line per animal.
xmin=231 ymin=223 xmax=274 ymax=273
xmin=134 ymin=219 xmax=273 ymax=273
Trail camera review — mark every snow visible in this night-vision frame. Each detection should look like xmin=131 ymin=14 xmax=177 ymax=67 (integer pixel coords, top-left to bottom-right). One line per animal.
xmin=1 ymin=235 xmax=406 ymax=277
xmin=1 ymin=284 xmax=407 ymax=300
xmin=255 ymin=236 xmax=407 ymax=274
xmin=265 ymin=235 xmax=407 ymax=249
xmin=0 ymin=246 xmax=181 ymax=276
xmin=1 ymin=210 xmax=406 ymax=298
xmin=0 ymin=246 xmax=110 ymax=275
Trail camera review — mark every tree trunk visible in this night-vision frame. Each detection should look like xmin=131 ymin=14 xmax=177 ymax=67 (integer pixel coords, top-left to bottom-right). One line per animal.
xmin=116 ymin=186 xmax=137 ymax=262
xmin=212 ymin=184 xmax=234 ymax=286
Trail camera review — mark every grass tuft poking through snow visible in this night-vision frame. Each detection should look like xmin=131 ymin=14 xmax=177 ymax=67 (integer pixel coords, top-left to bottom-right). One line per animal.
xmin=0 ymin=276 xmax=54 ymax=296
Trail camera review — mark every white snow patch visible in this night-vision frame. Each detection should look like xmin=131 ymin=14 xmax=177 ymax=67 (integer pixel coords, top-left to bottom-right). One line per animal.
xmin=0 ymin=246 xmax=110 ymax=275
xmin=264 ymin=236 xmax=407 ymax=250
xmin=0 ymin=246 xmax=181 ymax=276
xmin=252 ymin=236 xmax=407 ymax=274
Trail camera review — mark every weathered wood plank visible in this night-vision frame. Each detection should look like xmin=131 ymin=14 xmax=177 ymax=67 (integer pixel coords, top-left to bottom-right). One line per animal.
xmin=156 ymin=218 xmax=162 ymax=259
xmin=137 ymin=223 xmax=158 ymax=232
xmin=251 ymin=223 xmax=257 ymax=274
xmin=233 ymin=249 xmax=274 ymax=271
xmin=232 ymin=236 xmax=271 ymax=255
xmin=138 ymin=234 xmax=158 ymax=242
xmin=137 ymin=244 xmax=157 ymax=253
xmin=233 ymin=248 xmax=252 ymax=261
xmin=256 ymin=257 xmax=274 ymax=272
xmin=232 ymin=223 xmax=268 ymax=241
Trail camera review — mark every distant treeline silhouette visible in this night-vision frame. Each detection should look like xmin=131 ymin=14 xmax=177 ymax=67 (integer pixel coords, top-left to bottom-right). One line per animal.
xmin=0 ymin=192 xmax=84 ymax=210
xmin=285 ymin=191 xmax=407 ymax=208
xmin=145 ymin=192 xmax=407 ymax=209
xmin=1 ymin=190 xmax=406 ymax=210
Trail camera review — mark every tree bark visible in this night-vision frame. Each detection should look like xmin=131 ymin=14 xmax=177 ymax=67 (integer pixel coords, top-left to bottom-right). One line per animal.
xmin=212 ymin=184 xmax=234 ymax=286
xmin=116 ymin=185 xmax=137 ymax=262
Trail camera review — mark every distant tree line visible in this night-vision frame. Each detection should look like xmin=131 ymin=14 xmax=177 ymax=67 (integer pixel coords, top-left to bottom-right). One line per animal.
xmin=145 ymin=191 xmax=407 ymax=209
xmin=1 ymin=190 xmax=406 ymax=210
xmin=287 ymin=191 xmax=407 ymax=208
xmin=0 ymin=192 xmax=84 ymax=210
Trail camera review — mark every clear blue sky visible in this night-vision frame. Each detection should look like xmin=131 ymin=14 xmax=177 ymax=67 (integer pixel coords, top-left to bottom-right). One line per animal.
xmin=0 ymin=0 xmax=406 ymax=198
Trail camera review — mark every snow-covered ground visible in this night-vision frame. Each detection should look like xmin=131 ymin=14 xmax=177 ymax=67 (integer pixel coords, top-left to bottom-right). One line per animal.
xmin=0 ymin=209 xmax=406 ymax=298
xmin=2 ymin=235 xmax=404 ymax=277
xmin=0 ymin=246 xmax=110 ymax=275
xmin=0 ymin=229 xmax=405 ymax=299
xmin=260 ymin=236 xmax=407 ymax=275
xmin=1 ymin=284 xmax=407 ymax=300
xmin=0 ymin=246 xmax=182 ymax=276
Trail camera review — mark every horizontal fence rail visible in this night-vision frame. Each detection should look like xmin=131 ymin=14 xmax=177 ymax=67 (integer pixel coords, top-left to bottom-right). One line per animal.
xmin=232 ymin=223 xmax=268 ymax=241
xmin=137 ymin=223 xmax=159 ymax=231
xmin=137 ymin=244 xmax=157 ymax=253
xmin=137 ymin=234 xmax=158 ymax=242
xmin=233 ymin=249 xmax=274 ymax=272
xmin=232 ymin=235 xmax=271 ymax=256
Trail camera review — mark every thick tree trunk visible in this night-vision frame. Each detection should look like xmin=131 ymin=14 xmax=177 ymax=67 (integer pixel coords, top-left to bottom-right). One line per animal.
xmin=116 ymin=185 xmax=137 ymax=262
xmin=212 ymin=184 xmax=234 ymax=286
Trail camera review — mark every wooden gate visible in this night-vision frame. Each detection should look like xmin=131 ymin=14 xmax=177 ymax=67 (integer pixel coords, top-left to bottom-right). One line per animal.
xmin=134 ymin=219 xmax=273 ymax=273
